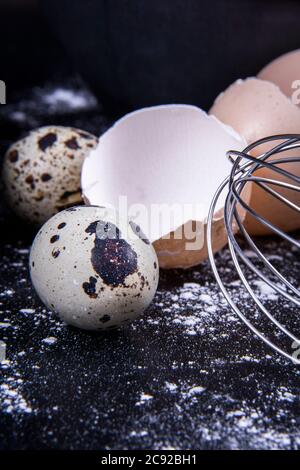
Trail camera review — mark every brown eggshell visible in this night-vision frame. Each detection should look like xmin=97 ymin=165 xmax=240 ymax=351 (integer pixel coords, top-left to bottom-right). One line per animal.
xmin=153 ymin=211 xmax=229 ymax=269
xmin=209 ymin=78 xmax=300 ymax=235
xmin=258 ymin=49 xmax=300 ymax=106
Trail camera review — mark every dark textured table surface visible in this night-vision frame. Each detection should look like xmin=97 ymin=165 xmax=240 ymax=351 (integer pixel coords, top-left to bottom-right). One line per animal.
xmin=1 ymin=79 xmax=300 ymax=450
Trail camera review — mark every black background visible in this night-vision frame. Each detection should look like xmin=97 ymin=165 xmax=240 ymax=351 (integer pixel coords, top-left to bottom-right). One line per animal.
xmin=0 ymin=0 xmax=69 ymax=100
xmin=2 ymin=0 xmax=300 ymax=111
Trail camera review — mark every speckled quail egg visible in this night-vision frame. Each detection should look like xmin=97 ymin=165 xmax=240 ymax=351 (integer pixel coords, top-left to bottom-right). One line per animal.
xmin=2 ymin=126 xmax=98 ymax=225
xmin=29 ymin=206 xmax=159 ymax=330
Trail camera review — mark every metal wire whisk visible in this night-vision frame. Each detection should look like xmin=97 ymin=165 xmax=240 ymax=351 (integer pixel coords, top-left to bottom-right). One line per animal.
xmin=207 ymin=134 xmax=300 ymax=364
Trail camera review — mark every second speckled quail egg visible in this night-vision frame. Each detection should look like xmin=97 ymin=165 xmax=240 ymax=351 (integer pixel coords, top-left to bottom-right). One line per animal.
xmin=29 ymin=206 xmax=159 ymax=330
xmin=2 ymin=126 xmax=98 ymax=225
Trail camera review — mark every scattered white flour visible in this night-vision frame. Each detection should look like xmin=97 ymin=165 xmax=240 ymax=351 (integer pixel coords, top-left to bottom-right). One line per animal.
xmin=16 ymin=248 xmax=29 ymax=255
xmin=180 ymin=291 xmax=198 ymax=301
xmin=42 ymin=88 xmax=97 ymax=112
xmin=1 ymin=80 xmax=102 ymax=130
xmin=42 ymin=337 xmax=57 ymax=345
xmin=253 ymin=280 xmax=278 ymax=300
xmin=186 ymin=386 xmax=206 ymax=396
xmin=0 ymin=360 xmax=33 ymax=416
xmin=136 ymin=393 xmax=154 ymax=406
xmin=0 ymin=382 xmax=32 ymax=414
xmin=165 ymin=382 xmax=178 ymax=392
xmin=9 ymin=111 xmax=27 ymax=123
xmin=19 ymin=308 xmax=35 ymax=315
xmin=240 ymin=355 xmax=260 ymax=363
xmin=0 ymin=289 xmax=14 ymax=297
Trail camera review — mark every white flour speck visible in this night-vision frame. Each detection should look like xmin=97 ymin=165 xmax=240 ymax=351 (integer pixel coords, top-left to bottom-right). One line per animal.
xmin=42 ymin=88 xmax=97 ymax=111
xmin=136 ymin=393 xmax=154 ymax=406
xmin=165 ymin=382 xmax=178 ymax=392
xmin=186 ymin=386 xmax=206 ymax=396
xmin=0 ymin=382 xmax=32 ymax=415
xmin=42 ymin=337 xmax=58 ymax=345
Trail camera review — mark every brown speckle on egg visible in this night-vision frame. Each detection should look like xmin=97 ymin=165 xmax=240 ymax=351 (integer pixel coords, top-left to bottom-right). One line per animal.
xmin=38 ymin=132 xmax=57 ymax=151
xmin=25 ymin=175 xmax=35 ymax=190
xmin=50 ymin=235 xmax=59 ymax=244
xmin=9 ymin=150 xmax=19 ymax=163
xmin=99 ymin=314 xmax=111 ymax=323
xmin=85 ymin=220 xmax=138 ymax=287
xmin=65 ymin=137 xmax=80 ymax=150
xmin=25 ymin=175 xmax=34 ymax=184
xmin=41 ymin=173 xmax=52 ymax=182
xmin=52 ymin=248 xmax=60 ymax=258
xmin=82 ymin=276 xmax=98 ymax=299
xmin=77 ymin=130 xmax=97 ymax=140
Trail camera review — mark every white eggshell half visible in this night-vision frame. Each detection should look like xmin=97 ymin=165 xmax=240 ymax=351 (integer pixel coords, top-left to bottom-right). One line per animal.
xmin=82 ymin=105 xmax=246 ymax=268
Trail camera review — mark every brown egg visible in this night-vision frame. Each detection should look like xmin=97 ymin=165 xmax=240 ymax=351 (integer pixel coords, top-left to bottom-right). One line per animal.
xmin=209 ymin=78 xmax=300 ymax=235
xmin=258 ymin=49 xmax=300 ymax=106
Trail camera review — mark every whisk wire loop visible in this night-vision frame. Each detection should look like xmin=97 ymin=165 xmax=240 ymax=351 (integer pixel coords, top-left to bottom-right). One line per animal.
xmin=207 ymin=135 xmax=300 ymax=363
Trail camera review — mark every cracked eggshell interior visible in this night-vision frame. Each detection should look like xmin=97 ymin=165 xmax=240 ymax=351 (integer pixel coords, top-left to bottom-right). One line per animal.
xmin=82 ymin=105 xmax=246 ymax=269
xmin=258 ymin=49 xmax=300 ymax=105
xmin=209 ymin=78 xmax=300 ymax=236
